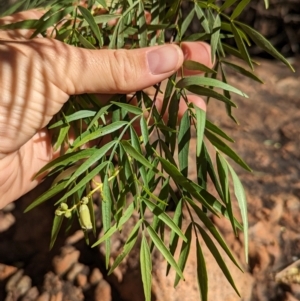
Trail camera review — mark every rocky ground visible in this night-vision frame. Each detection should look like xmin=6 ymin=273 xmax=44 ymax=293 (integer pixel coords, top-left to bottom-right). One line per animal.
xmin=0 ymin=57 xmax=300 ymax=301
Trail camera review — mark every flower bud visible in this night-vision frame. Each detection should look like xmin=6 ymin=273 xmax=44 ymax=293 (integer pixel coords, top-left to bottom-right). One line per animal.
xmin=81 ymin=197 xmax=89 ymax=205
xmin=60 ymin=203 xmax=68 ymax=210
xmin=79 ymin=204 xmax=92 ymax=230
xmin=64 ymin=211 xmax=71 ymax=218
xmin=55 ymin=209 xmax=63 ymax=216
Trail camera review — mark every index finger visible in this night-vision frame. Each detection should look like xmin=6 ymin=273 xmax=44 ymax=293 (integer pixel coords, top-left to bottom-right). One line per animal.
xmin=181 ymin=42 xmax=213 ymax=76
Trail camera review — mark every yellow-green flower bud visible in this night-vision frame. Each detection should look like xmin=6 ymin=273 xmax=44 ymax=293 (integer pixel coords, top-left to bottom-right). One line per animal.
xmin=81 ymin=197 xmax=89 ymax=205
xmin=79 ymin=204 xmax=92 ymax=230
xmin=64 ymin=211 xmax=71 ymax=218
xmin=55 ymin=209 xmax=63 ymax=216
xmin=60 ymin=203 xmax=68 ymax=210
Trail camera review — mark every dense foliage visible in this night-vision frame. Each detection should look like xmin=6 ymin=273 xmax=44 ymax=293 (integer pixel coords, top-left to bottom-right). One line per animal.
xmin=0 ymin=1 xmax=294 ymax=300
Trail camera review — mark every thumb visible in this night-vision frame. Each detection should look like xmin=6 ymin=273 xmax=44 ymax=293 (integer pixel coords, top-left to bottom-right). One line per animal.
xmin=38 ymin=40 xmax=184 ymax=95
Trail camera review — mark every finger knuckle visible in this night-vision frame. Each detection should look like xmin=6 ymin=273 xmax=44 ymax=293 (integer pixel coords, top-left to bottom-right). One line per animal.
xmin=110 ymin=50 xmax=137 ymax=92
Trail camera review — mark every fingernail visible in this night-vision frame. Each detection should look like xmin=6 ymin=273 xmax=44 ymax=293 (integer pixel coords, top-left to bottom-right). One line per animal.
xmin=147 ymin=45 xmax=181 ymax=75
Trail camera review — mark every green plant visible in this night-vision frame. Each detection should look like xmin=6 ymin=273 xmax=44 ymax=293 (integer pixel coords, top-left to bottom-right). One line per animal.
xmin=0 ymin=1 xmax=294 ymax=300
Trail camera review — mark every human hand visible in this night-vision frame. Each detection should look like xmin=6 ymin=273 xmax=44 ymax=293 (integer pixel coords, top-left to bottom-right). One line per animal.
xmin=0 ymin=10 xmax=212 ymax=209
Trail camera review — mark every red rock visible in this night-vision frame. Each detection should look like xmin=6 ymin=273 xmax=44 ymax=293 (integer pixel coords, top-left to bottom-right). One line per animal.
xmin=76 ymin=273 xmax=88 ymax=288
xmin=5 ymin=271 xmax=32 ymax=300
xmin=65 ymin=230 xmax=85 ymax=245
xmin=66 ymin=263 xmax=85 ymax=282
xmin=94 ymin=280 xmax=112 ymax=301
xmin=52 ymin=246 xmax=80 ymax=276
xmin=36 ymin=292 xmax=50 ymax=301
xmin=89 ymin=268 xmax=103 ymax=285
xmin=21 ymin=286 xmax=39 ymax=301
xmin=0 ymin=264 xmax=17 ymax=281
xmin=5 ymin=270 xmax=24 ymax=292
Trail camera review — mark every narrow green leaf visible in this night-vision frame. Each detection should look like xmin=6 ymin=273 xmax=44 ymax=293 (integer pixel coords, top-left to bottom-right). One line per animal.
xmin=88 ymin=14 xmax=121 ymax=25
xmin=195 ymin=106 xmax=206 ymax=156
xmin=231 ymin=0 xmax=250 ymax=20
xmin=140 ymin=116 xmax=149 ymax=146
xmin=0 ymin=19 xmax=38 ymax=30
xmin=138 ymin=0 xmax=148 ymax=47
xmin=119 ymin=144 xmax=138 ymax=197
xmin=102 ymin=175 xmax=112 ymax=269
xmin=205 ymin=119 xmax=234 ymax=142
xmin=187 ymin=198 xmax=242 ymax=271
xmin=24 ymin=180 xmax=68 ymax=212
xmin=205 ymin=130 xmax=252 ymax=171
xmin=220 ymin=0 xmax=239 ymax=12
xmin=87 ymin=104 xmax=112 ymax=130
xmin=210 ymin=13 xmax=221 ymax=62
xmin=159 ymin=140 xmax=178 ymax=167
xmin=230 ymin=22 xmax=253 ymax=70
xmin=92 ymin=202 xmax=135 ymax=247
xmin=196 ymin=142 xmax=207 ymax=192
xmin=216 ymin=153 xmax=236 ymax=235
xmin=0 ymin=0 xmax=28 ymax=17
xmin=157 ymin=156 xmax=218 ymax=214
xmin=202 ymin=143 xmax=224 ymax=200
xmin=72 ymin=121 xmax=127 ymax=149
xmin=167 ymin=199 xmax=183 ymax=275
xmin=111 ymin=101 xmax=143 ymax=115
xmin=66 ymin=140 xmax=116 ymax=185
xmin=221 ymin=21 xmax=251 ymax=45
xmin=196 ymin=239 xmax=208 ymax=301
xmin=183 ymin=85 xmax=237 ymax=107
xmin=166 ymin=90 xmax=180 ymax=154
xmin=236 ymin=21 xmax=295 ymax=72
xmin=34 ymin=149 xmax=96 ymax=178
xmin=31 ymin=6 xmax=74 ymax=38
xmin=264 ymin=0 xmax=269 ymax=9
xmin=219 ymin=63 xmax=239 ymax=123
xmin=177 ymin=76 xmax=248 ymax=98
xmin=56 ymin=161 xmax=108 ymax=204
xmin=179 ymin=8 xmax=195 ymax=39
xmin=178 ymin=110 xmax=190 ymax=177
xmin=146 ymin=223 xmax=184 ymax=280
xmin=108 ymin=219 xmax=142 ymax=274
xmin=121 ymin=141 xmax=155 ymax=170
xmin=49 ymin=110 xmax=97 ymax=129
xmin=194 ymin=4 xmax=210 ymax=33
xmin=150 ymin=179 xmax=169 ymax=235
xmin=50 ymin=214 xmax=64 ymax=250
xmin=142 ymin=198 xmax=186 ymax=242
xmin=53 ymin=124 xmax=70 ymax=151
xmin=227 ymin=163 xmax=248 ymax=262
xmin=221 ymin=60 xmax=263 ymax=83
xmin=129 ymin=126 xmax=148 ymax=187
xmin=196 ymin=225 xmax=241 ymax=296
xmin=140 ymin=235 xmax=152 ymax=301
xmin=164 ymin=0 xmax=180 ymax=22
xmin=174 ymin=223 xmax=192 ymax=286
xmin=183 ymin=60 xmax=217 ymax=74
xmin=141 ymin=185 xmax=168 ymax=206
xmin=116 ymin=16 xmax=125 ymax=49
xmin=78 ymin=5 xmax=102 ymax=45
xmin=76 ymin=31 xmax=97 ymax=49
xmin=161 ymin=73 xmax=176 ymax=117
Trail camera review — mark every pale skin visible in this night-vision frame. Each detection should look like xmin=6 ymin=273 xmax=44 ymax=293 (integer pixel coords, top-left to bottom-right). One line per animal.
xmin=0 ymin=10 xmax=213 ymax=209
